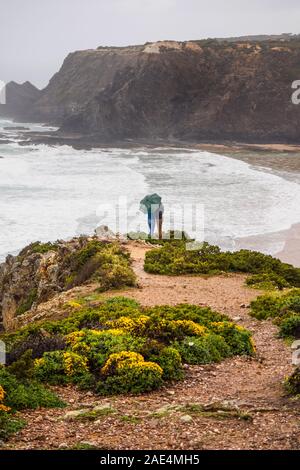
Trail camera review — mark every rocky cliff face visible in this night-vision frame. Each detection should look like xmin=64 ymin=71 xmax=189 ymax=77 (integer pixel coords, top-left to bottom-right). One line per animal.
xmin=0 ymin=236 xmax=135 ymax=331
xmin=2 ymin=38 xmax=300 ymax=142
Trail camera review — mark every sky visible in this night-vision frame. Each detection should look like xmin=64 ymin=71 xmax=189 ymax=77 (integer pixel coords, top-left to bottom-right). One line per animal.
xmin=0 ymin=0 xmax=300 ymax=89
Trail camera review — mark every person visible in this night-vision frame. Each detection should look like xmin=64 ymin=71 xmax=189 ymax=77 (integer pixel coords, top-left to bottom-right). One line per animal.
xmin=147 ymin=202 xmax=164 ymax=239
xmin=140 ymin=193 xmax=164 ymax=239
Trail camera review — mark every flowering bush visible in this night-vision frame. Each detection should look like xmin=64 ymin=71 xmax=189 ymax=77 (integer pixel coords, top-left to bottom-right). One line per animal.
xmin=97 ymin=351 xmax=163 ymax=395
xmin=34 ymin=351 xmax=88 ymax=384
xmin=5 ymin=296 xmax=255 ymax=396
xmin=0 ymin=385 xmax=10 ymax=412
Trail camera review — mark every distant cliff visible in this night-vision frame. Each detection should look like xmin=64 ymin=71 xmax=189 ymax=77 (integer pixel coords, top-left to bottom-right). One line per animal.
xmin=2 ymin=37 xmax=300 ymax=143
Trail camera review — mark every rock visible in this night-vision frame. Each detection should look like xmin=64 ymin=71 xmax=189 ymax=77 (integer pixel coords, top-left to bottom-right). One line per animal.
xmin=0 ymin=234 xmax=127 ymax=331
xmin=233 ymin=316 xmax=242 ymax=322
xmin=58 ymin=443 xmax=68 ymax=449
xmin=63 ymin=409 xmax=87 ymax=421
xmin=180 ymin=415 xmax=193 ymax=423
xmin=93 ymin=403 xmax=113 ymax=412
xmin=79 ymin=441 xmax=98 ymax=448
xmin=291 ymin=341 xmax=300 ymax=351
xmin=95 ymin=225 xmax=116 ymax=240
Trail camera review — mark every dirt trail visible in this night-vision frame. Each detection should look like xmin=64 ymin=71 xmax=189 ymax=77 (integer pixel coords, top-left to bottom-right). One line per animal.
xmin=6 ymin=242 xmax=300 ymax=450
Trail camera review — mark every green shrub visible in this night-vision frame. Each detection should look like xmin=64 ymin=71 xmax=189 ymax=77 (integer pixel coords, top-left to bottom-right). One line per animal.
xmin=7 ymin=350 xmax=35 ymax=380
xmin=0 ymin=412 xmax=25 ymax=441
xmin=154 ymin=347 xmax=184 ymax=381
xmin=173 ymin=334 xmax=231 ymax=365
xmin=0 ymin=367 xmax=64 ymax=410
xmin=250 ymin=293 xmax=285 ymax=320
xmin=284 ymin=368 xmax=300 ymax=396
xmin=246 ymin=273 xmax=290 ymax=291
xmin=18 ymin=241 xmax=58 ymax=257
xmin=144 ymin=242 xmax=300 ymax=287
xmin=278 ymin=314 xmax=300 ymax=339
xmin=146 ymin=304 xmax=228 ymax=327
xmin=64 ymin=242 xmax=136 ymax=291
xmin=209 ymin=322 xmax=255 ymax=356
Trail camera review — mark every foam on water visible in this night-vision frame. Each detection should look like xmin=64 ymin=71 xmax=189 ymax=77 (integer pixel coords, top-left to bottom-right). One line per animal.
xmin=1 ymin=119 xmax=300 ymax=260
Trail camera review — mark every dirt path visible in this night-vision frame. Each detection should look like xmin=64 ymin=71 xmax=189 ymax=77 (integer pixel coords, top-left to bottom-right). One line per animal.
xmin=6 ymin=243 xmax=300 ymax=450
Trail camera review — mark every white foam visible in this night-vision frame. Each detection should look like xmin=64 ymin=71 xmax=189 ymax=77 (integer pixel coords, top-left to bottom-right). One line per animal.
xmin=1 ymin=121 xmax=300 ymax=260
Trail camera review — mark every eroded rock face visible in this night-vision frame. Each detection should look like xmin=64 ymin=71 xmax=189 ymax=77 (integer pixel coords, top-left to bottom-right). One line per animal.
xmin=0 ymin=237 xmax=94 ymax=330
xmin=2 ymin=38 xmax=300 ymax=142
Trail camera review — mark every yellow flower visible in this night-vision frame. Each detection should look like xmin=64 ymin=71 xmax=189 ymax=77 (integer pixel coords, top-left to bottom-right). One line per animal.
xmin=65 ymin=330 xmax=85 ymax=346
xmin=0 ymin=386 xmax=10 ymax=413
xmin=63 ymin=352 xmax=88 ymax=377
xmin=172 ymin=320 xmax=207 ymax=337
xmin=65 ymin=301 xmax=82 ymax=309
xmin=102 ymin=351 xmax=144 ymax=375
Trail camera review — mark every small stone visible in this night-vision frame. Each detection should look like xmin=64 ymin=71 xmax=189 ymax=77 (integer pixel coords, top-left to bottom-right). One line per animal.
xmin=80 ymin=441 xmax=98 ymax=448
xmin=233 ymin=316 xmax=242 ymax=322
xmin=93 ymin=403 xmax=113 ymax=412
xmin=291 ymin=341 xmax=300 ymax=351
xmin=180 ymin=414 xmax=193 ymax=423
xmin=58 ymin=443 xmax=68 ymax=449
xmin=63 ymin=409 xmax=87 ymax=421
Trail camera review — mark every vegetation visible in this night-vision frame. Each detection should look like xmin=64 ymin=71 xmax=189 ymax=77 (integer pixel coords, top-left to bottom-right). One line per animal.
xmin=1 ymin=297 xmax=255 ymax=397
xmin=0 ymin=358 xmax=64 ymax=441
xmin=250 ymin=289 xmax=300 ymax=339
xmin=144 ymin=242 xmax=300 ymax=289
xmin=63 ymin=241 xmax=136 ymax=292
xmin=285 ymin=368 xmax=300 ymax=396
xmin=16 ymin=288 xmax=38 ymax=316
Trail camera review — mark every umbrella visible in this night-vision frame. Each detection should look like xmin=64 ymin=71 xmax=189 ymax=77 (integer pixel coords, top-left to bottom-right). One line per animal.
xmin=139 ymin=193 xmax=162 ymax=213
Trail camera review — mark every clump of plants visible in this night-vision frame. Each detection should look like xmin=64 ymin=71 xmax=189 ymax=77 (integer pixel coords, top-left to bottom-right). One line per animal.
xmin=250 ymin=289 xmax=300 ymax=339
xmin=0 ymin=351 xmax=65 ymax=440
xmin=284 ymin=367 xmax=300 ymax=396
xmin=63 ymin=240 xmax=136 ymax=292
xmin=144 ymin=241 xmax=300 ymax=288
xmin=2 ymin=297 xmax=255 ymax=397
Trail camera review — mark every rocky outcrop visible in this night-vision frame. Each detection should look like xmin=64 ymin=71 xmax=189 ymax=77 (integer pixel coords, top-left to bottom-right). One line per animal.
xmin=2 ymin=37 xmax=300 ymax=142
xmin=0 ymin=239 xmax=79 ymax=330
xmin=0 ymin=81 xmax=41 ymax=121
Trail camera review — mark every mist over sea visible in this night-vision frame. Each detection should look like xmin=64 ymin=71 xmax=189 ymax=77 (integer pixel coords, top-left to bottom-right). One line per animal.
xmin=1 ymin=119 xmax=300 ymax=261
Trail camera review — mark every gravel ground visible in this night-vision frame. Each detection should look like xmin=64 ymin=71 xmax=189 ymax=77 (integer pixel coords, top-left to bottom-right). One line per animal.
xmin=5 ymin=242 xmax=300 ymax=450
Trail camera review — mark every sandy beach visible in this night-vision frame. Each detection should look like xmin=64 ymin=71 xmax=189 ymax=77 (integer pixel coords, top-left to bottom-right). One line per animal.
xmin=234 ymin=223 xmax=300 ymax=267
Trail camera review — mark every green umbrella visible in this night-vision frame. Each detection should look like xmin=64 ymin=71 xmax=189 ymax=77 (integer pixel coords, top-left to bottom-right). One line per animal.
xmin=140 ymin=194 xmax=162 ymax=213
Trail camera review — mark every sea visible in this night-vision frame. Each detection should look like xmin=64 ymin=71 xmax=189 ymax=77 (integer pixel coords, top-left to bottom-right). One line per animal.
xmin=1 ymin=119 xmax=300 ymax=261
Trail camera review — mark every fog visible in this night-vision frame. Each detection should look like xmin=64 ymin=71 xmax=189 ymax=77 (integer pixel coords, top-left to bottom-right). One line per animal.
xmin=0 ymin=0 xmax=299 ymax=88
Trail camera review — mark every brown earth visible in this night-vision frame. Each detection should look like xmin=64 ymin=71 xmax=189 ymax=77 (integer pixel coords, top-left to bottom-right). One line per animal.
xmin=4 ymin=242 xmax=300 ymax=450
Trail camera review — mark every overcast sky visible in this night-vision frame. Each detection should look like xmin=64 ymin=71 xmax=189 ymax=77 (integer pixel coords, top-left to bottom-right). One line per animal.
xmin=1 ymin=0 xmax=300 ymax=88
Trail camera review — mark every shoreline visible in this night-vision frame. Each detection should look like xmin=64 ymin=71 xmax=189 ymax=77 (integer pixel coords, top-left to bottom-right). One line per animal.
xmin=235 ymin=223 xmax=300 ymax=267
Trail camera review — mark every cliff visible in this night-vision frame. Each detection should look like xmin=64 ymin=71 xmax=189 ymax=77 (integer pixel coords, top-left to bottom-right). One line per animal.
xmin=2 ymin=38 xmax=300 ymax=143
